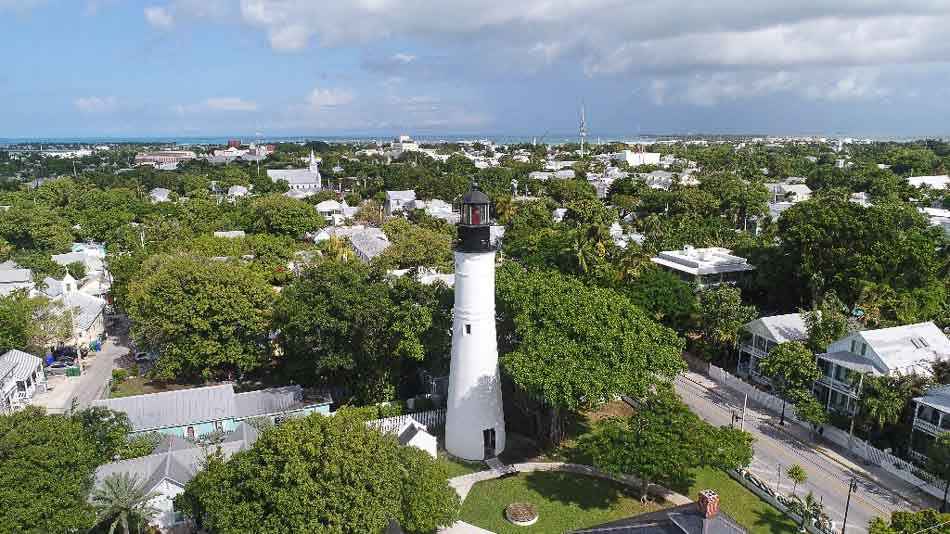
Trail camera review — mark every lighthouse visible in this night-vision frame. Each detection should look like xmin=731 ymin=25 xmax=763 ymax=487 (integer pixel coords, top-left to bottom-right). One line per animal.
xmin=445 ymin=183 xmax=506 ymax=461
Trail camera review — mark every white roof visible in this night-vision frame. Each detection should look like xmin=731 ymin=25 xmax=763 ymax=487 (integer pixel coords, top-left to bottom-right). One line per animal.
xmin=316 ymin=200 xmax=342 ymax=212
xmin=858 ymin=321 xmax=950 ymax=375
xmin=651 ymin=246 xmax=755 ymax=275
xmin=213 ymin=230 xmax=246 ymax=239
xmin=907 ymin=175 xmax=950 ymax=189
xmin=268 ymin=168 xmax=320 ymax=185
xmin=386 ymin=190 xmax=416 ymax=202
xmin=59 ymin=291 xmax=106 ymax=331
xmin=743 ymin=313 xmax=808 ymax=344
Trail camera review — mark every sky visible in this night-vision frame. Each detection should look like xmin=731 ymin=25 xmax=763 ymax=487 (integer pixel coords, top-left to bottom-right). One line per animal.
xmin=3 ymin=0 xmax=950 ymax=138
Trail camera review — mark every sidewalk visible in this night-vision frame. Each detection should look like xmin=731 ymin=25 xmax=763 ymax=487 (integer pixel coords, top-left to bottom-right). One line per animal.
xmin=683 ymin=370 xmax=938 ymax=510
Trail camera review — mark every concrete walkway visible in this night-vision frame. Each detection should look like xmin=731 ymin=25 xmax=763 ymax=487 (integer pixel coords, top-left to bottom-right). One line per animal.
xmin=447 ymin=461 xmax=692 ymax=504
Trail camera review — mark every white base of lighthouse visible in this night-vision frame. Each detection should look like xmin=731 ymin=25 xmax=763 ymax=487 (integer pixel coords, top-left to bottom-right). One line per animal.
xmin=445 ymin=251 xmax=506 ymax=461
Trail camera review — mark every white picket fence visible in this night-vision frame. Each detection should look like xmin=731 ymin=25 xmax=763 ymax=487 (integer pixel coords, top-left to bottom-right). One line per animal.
xmin=707 ymin=364 xmax=949 ymax=502
xmin=367 ymin=408 xmax=447 ymax=435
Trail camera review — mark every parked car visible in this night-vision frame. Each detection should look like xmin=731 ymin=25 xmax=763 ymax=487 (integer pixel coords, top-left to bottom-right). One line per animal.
xmin=134 ymin=352 xmax=152 ymax=364
xmin=53 ymin=346 xmax=78 ymax=361
xmin=47 ymin=361 xmax=70 ymax=369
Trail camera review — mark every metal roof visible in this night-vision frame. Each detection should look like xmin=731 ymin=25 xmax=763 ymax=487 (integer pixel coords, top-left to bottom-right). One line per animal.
xmin=93 ymin=384 xmax=239 ymax=431
xmin=0 ymin=350 xmax=41 ymax=380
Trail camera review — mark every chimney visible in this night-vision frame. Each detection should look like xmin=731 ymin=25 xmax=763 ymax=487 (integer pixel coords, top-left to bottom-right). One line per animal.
xmin=697 ymin=489 xmax=720 ymax=519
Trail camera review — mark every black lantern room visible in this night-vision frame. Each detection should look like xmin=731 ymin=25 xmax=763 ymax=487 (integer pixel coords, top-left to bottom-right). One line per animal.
xmin=457 ymin=182 xmax=494 ymax=252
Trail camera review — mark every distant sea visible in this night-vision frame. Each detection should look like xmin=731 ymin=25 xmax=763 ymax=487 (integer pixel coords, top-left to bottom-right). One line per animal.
xmin=0 ymin=133 xmax=946 ymax=147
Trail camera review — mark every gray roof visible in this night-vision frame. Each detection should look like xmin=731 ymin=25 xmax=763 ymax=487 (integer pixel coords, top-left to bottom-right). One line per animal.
xmin=349 ymin=232 xmax=391 ymax=261
xmin=743 ymin=313 xmax=808 ymax=344
xmin=233 ymin=386 xmax=304 ymax=418
xmin=94 ymin=384 xmax=240 ymax=431
xmin=93 ymin=422 xmax=258 ymax=492
xmin=386 ymin=190 xmax=416 ymax=202
xmin=51 ymin=252 xmax=103 ymax=273
xmin=858 ymin=321 xmax=950 ymax=374
xmin=571 ymin=502 xmax=748 ymax=534
xmin=915 ymin=385 xmax=950 ymax=413
xmin=60 ymin=291 xmax=106 ymax=331
xmin=0 ymin=350 xmax=42 ymax=380
xmin=817 ymin=351 xmax=879 ymax=374
xmin=93 ymin=384 xmax=317 ymax=432
xmin=149 ymin=188 xmax=172 ymax=201
xmin=0 ymin=359 xmax=17 ymax=380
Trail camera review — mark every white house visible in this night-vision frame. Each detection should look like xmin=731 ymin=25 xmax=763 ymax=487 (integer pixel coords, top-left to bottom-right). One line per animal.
xmin=390 ymin=135 xmax=420 ymax=157
xmin=395 ymin=417 xmax=438 ymax=458
xmin=149 ymin=188 xmax=173 ymax=203
xmin=269 ymin=151 xmax=322 ymax=192
xmin=52 ymin=274 xmax=106 ymax=348
xmin=736 ymin=313 xmax=809 ymax=384
xmin=613 ymin=150 xmax=661 ymax=167
xmin=0 ymin=349 xmax=47 ymax=414
xmin=93 ymin=424 xmax=259 ymax=532
xmin=385 ymin=190 xmax=417 ymax=216
xmin=227 ymin=185 xmax=249 ymax=202
xmin=213 ymin=230 xmax=246 ymax=239
xmin=907 ymin=175 xmax=950 ymax=189
xmin=650 ymin=246 xmax=755 ymax=287
xmin=0 ymin=263 xmax=34 ymax=296
xmin=813 ymin=321 xmax=950 ymax=416
xmin=910 ymin=385 xmax=950 ymax=461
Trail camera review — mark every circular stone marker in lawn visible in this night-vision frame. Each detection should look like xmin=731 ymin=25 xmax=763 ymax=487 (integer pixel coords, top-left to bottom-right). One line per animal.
xmin=505 ymin=503 xmax=539 ymax=526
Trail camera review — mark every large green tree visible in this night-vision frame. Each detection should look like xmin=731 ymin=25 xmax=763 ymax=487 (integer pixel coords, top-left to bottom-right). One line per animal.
xmin=496 ymin=264 xmax=685 ymax=445
xmin=177 ymin=413 xmax=460 ymax=534
xmin=696 ymin=285 xmax=757 ymax=363
xmin=246 ymin=194 xmax=325 ymax=238
xmin=275 ymin=259 xmax=450 ymax=403
xmin=0 ymin=407 xmax=100 ymax=534
xmin=870 ymin=510 xmax=950 ymax=534
xmin=580 ymin=391 xmax=754 ymax=498
xmin=126 ymin=254 xmax=275 ymax=381
xmin=758 ymin=341 xmax=822 ymax=425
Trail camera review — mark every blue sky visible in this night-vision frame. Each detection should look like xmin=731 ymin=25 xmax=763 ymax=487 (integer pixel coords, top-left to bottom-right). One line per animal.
xmin=4 ymin=0 xmax=950 ymax=138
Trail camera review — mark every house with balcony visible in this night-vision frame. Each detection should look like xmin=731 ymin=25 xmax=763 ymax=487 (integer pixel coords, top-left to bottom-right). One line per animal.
xmin=736 ymin=313 xmax=809 ymax=384
xmin=650 ymin=246 xmax=755 ymax=288
xmin=813 ymin=322 xmax=950 ymax=417
xmin=0 ymin=349 xmax=47 ymax=414
xmin=909 ymin=385 xmax=950 ymax=461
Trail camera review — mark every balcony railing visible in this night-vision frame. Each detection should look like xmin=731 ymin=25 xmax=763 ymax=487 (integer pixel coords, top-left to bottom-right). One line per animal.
xmin=739 ymin=343 xmax=767 ymax=360
xmin=818 ymin=376 xmax=858 ymax=396
xmin=914 ymin=418 xmax=942 ymax=436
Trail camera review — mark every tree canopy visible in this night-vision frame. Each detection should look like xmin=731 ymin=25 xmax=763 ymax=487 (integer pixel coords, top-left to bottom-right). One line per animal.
xmin=126 ymin=254 xmax=275 ymax=381
xmin=177 ymin=413 xmax=460 ymax=534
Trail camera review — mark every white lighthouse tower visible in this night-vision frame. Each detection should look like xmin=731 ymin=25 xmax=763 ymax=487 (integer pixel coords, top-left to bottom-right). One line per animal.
xmin=445 ymin=183 xmax=506 ymax=461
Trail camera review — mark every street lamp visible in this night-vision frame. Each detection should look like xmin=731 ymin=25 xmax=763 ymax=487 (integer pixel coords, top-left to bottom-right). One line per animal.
xmin=841 ymin=477 xmax=858 ymax=534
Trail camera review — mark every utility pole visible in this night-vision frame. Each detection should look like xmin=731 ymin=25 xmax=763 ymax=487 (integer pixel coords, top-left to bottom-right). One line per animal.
xmin=741 ymin=394 xmax=748 ymax=431
xmin=842 ymin=477 xmax=858 ymax=534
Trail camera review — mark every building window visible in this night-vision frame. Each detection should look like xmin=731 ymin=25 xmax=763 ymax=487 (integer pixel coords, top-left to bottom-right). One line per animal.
xmin=464 ymin=324 xmax=471 ymax=335
xmin=860 ymin=343 xmax=867 ymax=356
xmin=16 ymin=381 xmax=25 ymax=392
xmin=214 ymin=421 xmax=223 ymax=432
xmin=850 ymin=340 xmax=856 ymax=353
xmin=186 ymin=426 xmax=195 ymax=440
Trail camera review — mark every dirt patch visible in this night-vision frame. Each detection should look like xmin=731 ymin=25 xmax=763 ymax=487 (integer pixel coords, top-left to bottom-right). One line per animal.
xmin=585 ymin=400 xmax=634 ymax=423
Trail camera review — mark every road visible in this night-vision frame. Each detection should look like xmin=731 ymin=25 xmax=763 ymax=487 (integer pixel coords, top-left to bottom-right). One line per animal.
xmin=32 ymin=316 xmax=131 ymax=412
xmin=674 ymin=371 xmax=926 ymax=534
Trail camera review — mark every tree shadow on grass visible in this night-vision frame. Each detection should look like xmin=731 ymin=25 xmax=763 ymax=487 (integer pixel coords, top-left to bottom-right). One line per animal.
xmin=752 ymin=505 xmax=800 ymax=533
xmin=521 ymin=471 xmax=628 ymax=511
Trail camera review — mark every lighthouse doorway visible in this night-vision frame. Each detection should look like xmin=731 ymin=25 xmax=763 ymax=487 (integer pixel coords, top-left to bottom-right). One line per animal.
xmin=483 ymin=428 xmax=497 ymax=459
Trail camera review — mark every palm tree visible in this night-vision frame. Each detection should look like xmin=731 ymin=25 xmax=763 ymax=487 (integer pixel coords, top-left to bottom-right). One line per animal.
xmin=789 ymin=492 xmax=830 ymax=533
xmin=859 ymin=375 xmax=905 ymax=443
xmin=91 ymin=472 xmax=159 ymax=534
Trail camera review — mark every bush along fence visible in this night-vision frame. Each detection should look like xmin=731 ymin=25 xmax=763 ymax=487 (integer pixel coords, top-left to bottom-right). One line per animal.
xmin=731 ymin=468 xmax=835 ymax=534
xmin=705 ymin=363 xmax=950 ymax=502
xmin=367 ymin=408 xmax=447 ymax=435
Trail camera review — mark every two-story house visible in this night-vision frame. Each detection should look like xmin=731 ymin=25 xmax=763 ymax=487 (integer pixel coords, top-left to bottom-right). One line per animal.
xmin=736 ymin=313 xmax=809 ymax=384
xmin=814 ymin=322 xmax=950 ymax=416
xmin=0 ymin=350 xmax=47 ymax=414
xmin=909 ymin=385 xmax=950 ymax=461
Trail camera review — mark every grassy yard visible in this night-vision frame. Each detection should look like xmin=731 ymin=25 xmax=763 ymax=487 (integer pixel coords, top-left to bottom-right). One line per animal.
xmin=439 ymin=452 xmax=485 ymax=479
xmin=680 ymin=468 xmax=799 ymax=534
xmin=110 ymin=376 xmax=193 ymax=398
xmin=460 ymin=471 xmax=667 ymax=534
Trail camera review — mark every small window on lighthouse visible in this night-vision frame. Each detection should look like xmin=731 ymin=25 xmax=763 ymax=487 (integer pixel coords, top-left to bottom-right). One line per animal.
xmin=471 ymin=206 xmax=481 ymax=225
xmin=465 ymin=324 xmax=472 ymax=335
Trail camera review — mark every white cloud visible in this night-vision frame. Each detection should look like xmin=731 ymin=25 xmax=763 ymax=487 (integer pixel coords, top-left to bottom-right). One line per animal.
xmin=204 ymin=97 xmax=258 ymax=111
xmin=144 ymin=6 xmax=174 ymax=29
xmin=74 ymin=96 xmax=118 ymax=113
xmin=171 ymin=97 xmax=259 ymax=115
xmin=307 ymin=88 xmax=355 ymax=111
xmin=391 ymin=53 xmax=416 ymax=64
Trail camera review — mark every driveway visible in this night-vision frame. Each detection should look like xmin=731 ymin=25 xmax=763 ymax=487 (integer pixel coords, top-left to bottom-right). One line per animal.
xmin=32 ymin=316 xmax=131 ymax=413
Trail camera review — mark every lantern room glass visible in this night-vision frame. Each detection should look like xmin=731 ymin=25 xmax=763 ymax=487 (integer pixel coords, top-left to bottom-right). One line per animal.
xmin=464 ymin=203 xmax=489 ymax=225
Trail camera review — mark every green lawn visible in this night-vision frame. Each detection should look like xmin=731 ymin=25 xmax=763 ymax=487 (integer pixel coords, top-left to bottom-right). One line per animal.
xmin=682 ymin=468 xmax=799 ymax=534
xmin=439 ymin=452 xmax=486 ymax=479
xmin=460 ymin=471 xmax=666 ymax=534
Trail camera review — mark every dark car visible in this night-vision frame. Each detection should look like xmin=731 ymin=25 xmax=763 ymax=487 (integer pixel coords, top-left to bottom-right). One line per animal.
xmin=53 ymin=346 xmax=78 ymax=360
xmin=47 ymin=361 xmax=70 ymax=369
